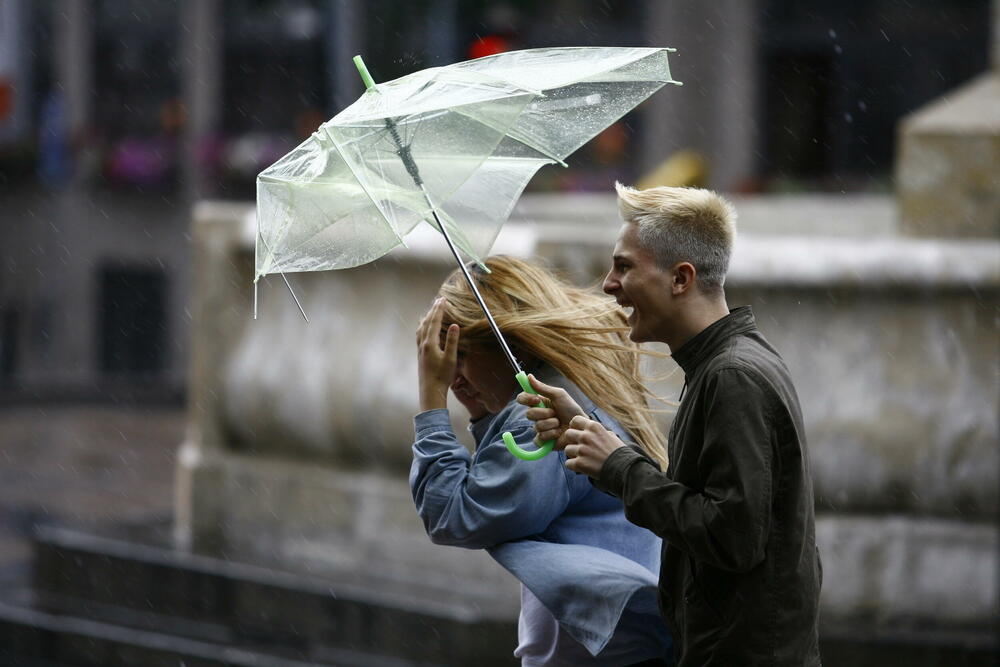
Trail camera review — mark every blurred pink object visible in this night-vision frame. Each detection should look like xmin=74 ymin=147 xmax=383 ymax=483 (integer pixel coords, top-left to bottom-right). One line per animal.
xmin=105 ymin=136 xmax=176 ymax=186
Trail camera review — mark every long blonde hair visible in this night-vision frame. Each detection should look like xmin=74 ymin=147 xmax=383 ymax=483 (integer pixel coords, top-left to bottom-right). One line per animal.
xmin=439 ymin=255 xmax=668 ymax=469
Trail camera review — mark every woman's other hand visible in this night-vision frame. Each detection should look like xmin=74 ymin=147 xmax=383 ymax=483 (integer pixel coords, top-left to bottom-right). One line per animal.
xmin=416 ymin=297 xmax=459 ymax=412
xmin=515 ymin=374 xmax=586 ymax=444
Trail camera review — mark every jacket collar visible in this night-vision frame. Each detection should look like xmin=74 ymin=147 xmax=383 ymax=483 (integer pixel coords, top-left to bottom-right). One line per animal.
xmin=671 ymin=306 xmax=757 ymax=376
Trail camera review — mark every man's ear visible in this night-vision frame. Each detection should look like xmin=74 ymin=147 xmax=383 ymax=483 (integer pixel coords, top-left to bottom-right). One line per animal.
xmin=671 ymin=262 xmax=697 ymax=295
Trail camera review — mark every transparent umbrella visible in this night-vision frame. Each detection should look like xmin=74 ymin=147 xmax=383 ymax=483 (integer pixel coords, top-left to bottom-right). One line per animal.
xmin=256 ymin=46 xmax=681 ymax=459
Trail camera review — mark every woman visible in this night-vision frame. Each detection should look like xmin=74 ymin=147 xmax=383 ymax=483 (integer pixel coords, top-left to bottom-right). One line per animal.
xmin=410 ymin=256 xmax=674 ymax=666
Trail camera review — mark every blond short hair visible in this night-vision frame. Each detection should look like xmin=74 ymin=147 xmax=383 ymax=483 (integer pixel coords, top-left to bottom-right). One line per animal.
xmin=615 ymin=182 xmax=737 ymax=292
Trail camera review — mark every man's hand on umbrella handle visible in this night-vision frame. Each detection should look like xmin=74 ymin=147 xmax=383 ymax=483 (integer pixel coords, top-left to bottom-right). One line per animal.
xmin=560 ymin=415 xmax=625 ymax=478
xmin=515 ymin=374 xmax=586 ymax=446
xmin=416 ymin=297 xmax=459 ymax=412
xmin=503 ymin=372 xmax=555 ymax=460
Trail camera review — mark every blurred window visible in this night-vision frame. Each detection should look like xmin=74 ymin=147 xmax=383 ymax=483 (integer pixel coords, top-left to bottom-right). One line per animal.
xmin=760 ymin=0 xmax=990 ymax=187
xmin=98 ymin=266 xmax=167 ymax=376
xmin=94 ymin=0 xmax=182 ymax=190
xmin=0 ymin=1 xmax=50 ymax=185
xmin=765 ymin=52 xmax=833 ymax=178
xmin=0 ymin=305 xmax=17 ymax=377
xmin=218 ymin=0 xmax=327 ymax=197
xmin=360 ymin=0 xmax=647 ymax=192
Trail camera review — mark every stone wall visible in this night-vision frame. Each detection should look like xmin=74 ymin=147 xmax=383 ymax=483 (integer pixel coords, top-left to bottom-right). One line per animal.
xmin=175 ymin=195 xmax=999 ymax=648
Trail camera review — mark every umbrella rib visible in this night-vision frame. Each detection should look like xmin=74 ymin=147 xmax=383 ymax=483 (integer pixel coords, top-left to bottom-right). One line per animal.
xmin=457 ymin=47 xmax=678 ymax=90
xmin=445 ymin=48 xmax=682 ymax=166
xmin=322 ymin=125 xmax=409 ymax=249
xmin=258 ymin=174 xmax=427 ymax=263
xmin=379 ymin=115 xmax=522 ymax=373
xmin=376 ymin=120 xmax=491 ymax=265
xmin=256 ymin=172 xmax=316 ymax=281
xmin=364 ymin=122 xmax=480 ymax=258
xmin=420 ymin=185 xmax=522 ymax=374
xmin=254 ymin=205 xmax=293 ymax=284
xmin=256 ymin=232 xmax=310 ymax=323
xmin=450 ymin=105 xmax=567 ymax=167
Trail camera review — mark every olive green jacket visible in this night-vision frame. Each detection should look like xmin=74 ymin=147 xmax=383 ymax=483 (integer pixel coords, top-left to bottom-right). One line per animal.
xmin=597 ymin=307 xmax=822 ymax=667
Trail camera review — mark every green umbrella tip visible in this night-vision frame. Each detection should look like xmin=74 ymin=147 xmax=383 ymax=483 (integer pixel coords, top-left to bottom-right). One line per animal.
xmin=353 ymin=55 xmax=377 ymax=91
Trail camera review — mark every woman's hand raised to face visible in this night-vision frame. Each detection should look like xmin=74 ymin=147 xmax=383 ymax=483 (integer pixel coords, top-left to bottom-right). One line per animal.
xmin=416 ymin=297 xmax=459 ymax=412
xmin=515 ymin=374 xmax=587 ymax=446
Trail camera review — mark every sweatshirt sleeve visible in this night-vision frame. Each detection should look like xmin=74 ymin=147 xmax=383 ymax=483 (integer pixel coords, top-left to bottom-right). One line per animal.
xmin=596 ymin=368 xmax=773 ymax=572
xmin=409 ymin=408 xmax=572 ymax=550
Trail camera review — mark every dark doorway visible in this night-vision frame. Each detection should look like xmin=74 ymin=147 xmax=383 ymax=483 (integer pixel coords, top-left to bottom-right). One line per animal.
xmin=759 ymin=0 xmax=991 ymax=187
xmin=764 ymin=51 xmax=833 ymax=178
xmin=97 ymin=266 xmax=167 ymax=375
xmin=0 ymin=305 xmax=17 ymax=377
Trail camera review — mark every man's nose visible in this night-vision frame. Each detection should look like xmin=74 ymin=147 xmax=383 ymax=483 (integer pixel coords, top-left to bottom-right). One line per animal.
xmin=602 ymin=272 xmax=618 ymax=295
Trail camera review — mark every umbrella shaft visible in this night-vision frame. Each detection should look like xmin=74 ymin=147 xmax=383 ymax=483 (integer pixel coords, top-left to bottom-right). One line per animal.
xmin=425 ymin=199 xmax=522 ymax=375
xmin=382 ymin=116 xmax=521 ymax=374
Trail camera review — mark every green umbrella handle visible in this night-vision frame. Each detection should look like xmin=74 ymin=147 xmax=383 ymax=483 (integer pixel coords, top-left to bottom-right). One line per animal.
xmin=503 ymin=371 xmax=555 ymax=461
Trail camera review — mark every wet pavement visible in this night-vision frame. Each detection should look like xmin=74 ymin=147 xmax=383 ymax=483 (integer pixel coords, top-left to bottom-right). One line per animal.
xmin=0 ymin=405 xmax=183 ymax=574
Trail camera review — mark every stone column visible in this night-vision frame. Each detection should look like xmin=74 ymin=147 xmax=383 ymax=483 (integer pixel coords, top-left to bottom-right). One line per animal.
xmin=55 ymin=0 xmax=91 ymax=143
xmin=326 ymin=0 xmax=365 ymax=113
xmin=641 ymin=0 xmax=760 ymax=192
xmin=993 ymin=0 xmax=999 ymax=69
xmin=180 ymin=0 xmax=221 ymax=201
xmin=48 ymin=1 xmax=94 ymax=384
xmin=424 ymin=0 xmax=458 ymax=65
xmin=173 ymin=203 xmax=250 ymax=550
xmin=0 ymin=0 xmax=29 ymax=143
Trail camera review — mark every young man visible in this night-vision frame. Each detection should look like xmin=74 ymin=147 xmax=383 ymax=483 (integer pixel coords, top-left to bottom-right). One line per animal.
xmin=518 ymin=183 xmax=822 ymax=666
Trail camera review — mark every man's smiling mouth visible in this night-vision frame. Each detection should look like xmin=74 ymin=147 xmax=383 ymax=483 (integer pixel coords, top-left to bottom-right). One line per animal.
xmin=617 ymin=300 xmax=636 ymax=323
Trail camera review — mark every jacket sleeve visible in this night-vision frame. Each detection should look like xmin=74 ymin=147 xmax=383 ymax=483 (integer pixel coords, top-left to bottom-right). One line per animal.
xmin=597 ymin=368 xmax=773 ymax=572
xmin=409 ymin=409 xmax=572 ymax=550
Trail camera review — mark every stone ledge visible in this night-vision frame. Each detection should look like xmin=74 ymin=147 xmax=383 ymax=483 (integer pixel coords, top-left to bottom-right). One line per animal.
xmin=727 ymin=236 xmax=1000 ymax=288
xmin=816 ymin=514 xmax=998 ymax=629
xmin=513 ymin=193 xmax=899 ymax=238
xmin=233 ymin=199 xmax=1000 ymax=289
xmin=542 ymin=230 xmax=1000 ymax=289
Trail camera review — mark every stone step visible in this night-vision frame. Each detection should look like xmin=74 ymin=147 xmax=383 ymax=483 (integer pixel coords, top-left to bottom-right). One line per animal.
xmin=23 ymin=523 xmax=516 ymax=666
xmin=0 ymin=596 xmax=411 ymax=666
xmin=819 ymin=622 xmax=999 ymax=667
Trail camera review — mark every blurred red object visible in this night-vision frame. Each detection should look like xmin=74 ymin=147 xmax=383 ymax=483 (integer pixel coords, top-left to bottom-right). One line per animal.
xmin=0 ymin=78 xmax=13 ymax=121
xmin=468 ymin=35 xmax=510 ymax=60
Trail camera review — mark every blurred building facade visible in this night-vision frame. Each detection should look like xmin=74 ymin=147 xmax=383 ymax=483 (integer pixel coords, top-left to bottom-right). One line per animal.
xmin=0 ymin=0 xmax=993 ymax=401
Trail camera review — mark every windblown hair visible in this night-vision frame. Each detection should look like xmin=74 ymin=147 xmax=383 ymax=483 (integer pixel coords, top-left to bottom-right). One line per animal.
xmin=615 ymin=182 xmax=737 ymax=294
xmin=439 ymin=255 xmax=668 ymax=469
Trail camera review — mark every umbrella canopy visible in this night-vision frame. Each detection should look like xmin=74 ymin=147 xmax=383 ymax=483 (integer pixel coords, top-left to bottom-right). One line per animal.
xmin=255 ymin=47 xmax=681 ymax=281
xmin=255 ymin=47 xmax=681 ymax=460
